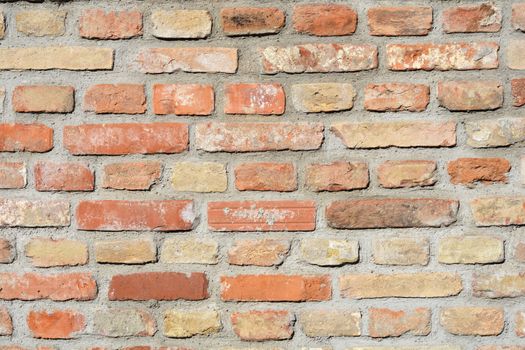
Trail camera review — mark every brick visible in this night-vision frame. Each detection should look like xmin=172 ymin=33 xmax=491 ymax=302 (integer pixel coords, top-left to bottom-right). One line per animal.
xmin=235 ymin=162 xmax=296 ymax=191
xmin=196 ymin=122 xmax=323 ymax=152
xmin=16 ymin=10 xmax=66 ymax=37
xmin=151 ymin=10 xmax=211 ymax=39
xmin=220 ymin=274 xmax=331 ymax=301
xmin=378 ymin=160 xmax=436 ymax=188
xmin=0 ymin=123 xmax=53 ymax=153
xmin=0 ymin=239 xmax=14 ymax=264
xmin=364 ymin=83 xmax=429 ymax=112
xmin=0 ymin=272 xmax=96 ymax=301
xmin=372 ymin=237 xmax=429 ymax=266
xmin=440 ymin=307 xmax=503 ymax=335
xmin=25 ymin=238 xmax=88 ymax=267
xmin=466 ymin=117 xmax=525 ymax=147
xmin=448 ymin=158 xmax=510 ymax=185
xmin=231 ymin=310 xmax=293 ymax=341
xmin=292 ymin=83 xmax=355 ymax=112
xmin=478 ymin=347 xmax=525 ymax=350
xmin=34 ymin=162 xmax=94 ymax=192
xmin=473 ymin=272 xmax=525 ymax=298
xmin=438 ymin=235 xmax=503 ymax=264
xmin=292 ymin=4 xmax=357 ymax=36
xmin=261 ymin=43 xmax=378 ymax=74
xmin=0 ymin=162 xmax=26 ymax=189
xmin=387 ymin=42 xmax=499 ymax=71
xmin=172 ymin=162 xmax=227 ymax=192
xmin=77 ymin=200 xmax=194 ymax=231
xmin=0 ymin=198 xmax=69 ymax=227
xmin=102 ymin=161 xmax=161 ymax=190
xmin=0 ymin=13 xmax=4 ymax=39
xmin=79 ymin=9 xmax=142 ymax=39
xmin=108 ymin=272 xmax=208 ymax=301
xmin=300 ymin=310 xmax=360 ymax=337
xmin=508 ymin=40 xmax=525 ymax=70
xmin=369 ymin=308 xmax=430 ymax=338
xmin=63 ymin=123 xmax=188 ymax=155
xmin=512 ymin=78 xmax=525 ymax=106
xmin=340 ymin=273 xmax=462 ymax=299
xmin=517 ymin=241 xmax=525 ymax=262
xmin=13 ymin=85 xmax=74 ymax=113
xmin=368 ymin=7 xmax=432 ymax=36
xmin=305 ymin=161 xmax=368 ymax=192
xmin=28 ymin=310 xmax=85 ymax=339
xmin=93 ymin=308 xmax=155 ymax=337
xmin=225 ymin=83 xmax=285 ymax=115
xmin=161 ymin=237 xmax=218 ymax=264
xmin=300 ymin=238 xmax=359 ymax=266
xmin=0 ymin=88 xmax=4 ymax=113
xmin=135 ymin=47 xmax=237 ymax=73
xmin=0 ymin=47 xmax=113 ymax=70
xmin=517 ymin=311 xmax=525 ymax=337
xmin=94 ymin=239 xmax=156 ymax=264
xmin=438 ymin=80 xmax=503 ymax=111
xmin=221 ymin=7 xmax=285 ymax=36
xmin=164 ymin=309 xmax=220 ymax=338
xmin=332 ymin=121 xmax=456 ymax=148
xmin=153 ymin=84 xmax=213 ymax=115
xmin=471 ymin=197 xmax=525 ymax=226
xmin=326 ymin=198 xmax=458 ymax=229
xmin=443 ymin=4 xmax=501 ymax=33
xmin=0 ymin=307 xmax=12 ymax=335
xmin=228 ymin=239 xmax=290 ymax=266
xmin=513 ymin=3 xmax=525 ymax=31
xmin=84 ymin=84 xmax=145 ymax=114
xmin=208 ymin=200 xmax=316 ymax=231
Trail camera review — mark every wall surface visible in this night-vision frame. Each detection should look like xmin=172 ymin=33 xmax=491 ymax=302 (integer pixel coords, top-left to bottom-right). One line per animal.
xmin=0 ymin=0 xmax=524 ymax=349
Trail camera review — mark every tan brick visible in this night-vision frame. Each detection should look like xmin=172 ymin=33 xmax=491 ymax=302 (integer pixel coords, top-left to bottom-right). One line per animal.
xmin=369 ymin=308 xmax=431 ymax=338
xmin=438 ymin=80 xmax=503 ymax=111
xmin=378 ymin=160 xmax=436 ymax=188
xmin=235 ymin=162 xmax=296 ymax=192
xmin=161 ymin=237 xmax=218 ymax=264
xmin=16 ymin=10 xmax=66 ymax=37
xmin=517 ymin=311 xmax=525 ymax=337
xmin=102 ymin=161 xmax=161 ymax=190
xmin=466 ymin=117 xmax=525 ymax=147
xmin=25 ymin=238 xmax=87 ymax=267
xmin=513 ymin=3 xmax=525 ymax=31
xmin=221 ymin=7 xmax=285 ymax=36
xmin=13 ymin=86 xmax=74 ymax=113
xmin=471 ymin=197 xmax=525 ymax=226
xmin=0 ymin=162 xmax=26 ymax=189
xmin=292 ymin=83 xmax=355 ymax=112
xmin=163 ymin=309 xmax=221 ymax=338
xmin=300 ymin=238 xmax=358 ymax=266
xmin=364 ymin=83 xmax=430 ymax=112
xmin=440 ymin=307 xmax=504 ymax=335
xmin=93 ymin=308 xmax=155 ymax=337
xmin=300 ymin=310 xmax=360 ymax=337
xmin=438 ymin=235 xmax=504 ymax=264
xmin=231 ymin=310 xmax=293 ymax=341
xmin=79 ymin=9 xmax=142 ymax=39
xmin=0 ymin=199 xmax=69 ymax=227
xmin=151 ymin=10 xmax=211 ymax=39
xmin=95 ymin=239 xmax=156 ymax=264
xmin=0 ymin=239 xmax=14 ymax=264
xmin=372 ymin=237 xmax=429 ymax=266
xmin=228 ymin=239 xmax=290 ymax=266
xmin=349 ymin=346 xmax=460 ymax=350
xmin=508 ymin=39 xmax=525 ymax=70
xmin=473 ymin=272 xmax=525 ymax=298
xmin=172 ymin=162 xmax=227 ymax=192
xmin=305 ymin=161 xmax=369 ymax=191
xmin=0 ymin=13 xmax=4 ymax=39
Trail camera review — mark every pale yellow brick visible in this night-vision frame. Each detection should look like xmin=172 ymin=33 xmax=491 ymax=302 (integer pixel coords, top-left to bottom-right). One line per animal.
xmin=16 ymin=10 xmax=66 ymax=37
xmin=438 ymin=235 xmax=504 ymax=264
xmin=300 ymin=238 xmax=358 ymax=266
xmin=161 ymin=237 xmax=218 ymax=264
xmin=172 ymin=162 xmax=227 ymax=192
xmin=25 ymin=238 xmax=87 ymax=267
xmin=164 ymin=309 xmax=221 ymax=337
xmin=95 ymin=238 xmax=156 ymax=264
xmin=151 ymin=10 xmax=211 ymax=39
xmin=372 ymin=237 xmax=429 ymax=265
xmin=292 ymin=83 xmax=355 ymax=112
xmin=300 ymin=310 xmax=361 ymax=337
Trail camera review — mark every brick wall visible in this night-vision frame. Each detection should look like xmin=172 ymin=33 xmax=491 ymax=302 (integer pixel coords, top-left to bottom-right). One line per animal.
xmin=0 ymin=0 xmax=523 ymax=349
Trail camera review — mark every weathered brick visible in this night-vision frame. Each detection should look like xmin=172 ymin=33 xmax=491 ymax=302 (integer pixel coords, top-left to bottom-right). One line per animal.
xmin=387 ymin=42 xmax=499 ymax=71
xmin=364 ymin=83 xmax=429 ymax=112
xmin=300 ymin=310 xmax=360 ymax=337
xmin=473 ymin=272 xmax=525 ymax=298
xmin=369 ymin=308 xmax=431 ymax=338
xmin=516 ymin=241 xmax=525 ymax=262
xmin=208 ymin=200 xmax=316 ymax=231
xmin=517 ymin=311 xmax=525 ymax=337
xmin=372 ymin=237 xmax=429 ymax=266
xmin=340 ymin=273 xmax=462 ymax=299
xmin=368 ymin=7 xmax=432 ymax=36
xmin=0 ymin=162 xmax=26 ymax=189
xmin=512 ymin=78 xmax=525 ymax=106
xmin=164 ymin=309 xmax=220 ymax=338
xmin=13 ymin=85 xmax=74 ymax=113
xmin=326 ymin=198 xmax=458 ymax=229
xmin=63 ymin=123 xmax=188 ymax=155
xmin=0 ymin=123 xmax=53 ymax=153
xmin=332 ymin=121 xmax=456 ymax=148
xmin=151 ymin=10 xmax=211 ymax=39
xmin=79 ymin=9 xmax=142 ymax=39
xmin=0 ymin=307 xmax=12 ymax=335
xmin=196 ymin=122 xmax=323 ymax=152
xmin=25 ymin=238 xmax=88 ymax=267
xmin=466 ymin=117 xmax=525 ymax=147
xmin=34 ymin=162 xmax=94 ymax=192
xmin=102 ymin=161 xmax=161 ymax=190
xmin=438 ymin=235 xmax=504 ymax=264
xmin=94 ymin=239 xmax=156 ymax=264
xmin=221 ymin=7 xmax=285 ymax=36
xmin=16 ymin=10 xmax=65 ymax=37
xmin=300 ymin=238 xmax=359 ymax=266
xmin=471 ymin=197 xmax=525 ymax=226
xmin=221 ymin=274 xmax=331 ymax=301
xmin=161 ymin=237 xmax=218 ymax=264
xmin=77 ymin=200 xmax=194 ymax=231
xmin=292 ymin=83 xmax=355 ymax=112
xmin=0 ymin=13 xmax=4 ymax=39
xmin=135 ymin=47 xmax=237 ymax=73
xmin=443 ymin=4 xmax=501 ymax=33
xmin=440 ymin=307 xmax=504 ymax=335
xmin=231 ymin=310 xmax=293 ymax=341
xmin=235 ymin=162 xmax=296 ymax=192
xmin=0 ymin=239 xmax=14 ymax=264
xmin=84 ymin=84 xmax=145 ymax=114
xmin=108 ymin=272 xmax=208 ymax=301
xmin=378 ymin=160 xmax=436 ymax=188
xmin=261 ymin=44 xmax=378 ymax=74
xmin=153 ymin=84 xmax=213 ymax=115
xmin=228 ymin=239 xmax=290 ymax=266
xmin=305 ymin=161 xmax=368 ymax=192
xmin=448 ymin=158 xmax=510 ymax=185
xmin=93 ymin=308 xmax=155 ymax=337
xmin=28 ymin=310 xmax=85 ymax=339
xmin=172 ymin=162 xmax=227 ymax=192
xmin=513 ymin=3 xmax=525 ymax=31
xmin=293 ymin=4 xmax=357 ymax=36
xmin=438 ymin=80 xmax=503 ymax=111
xmin=225 ymin=83 xmax=285 ymax=115
xmin=508 ymin=39 xmax=525 ymax=70
xmin=0 ymin=198 xmax=69 ymax=227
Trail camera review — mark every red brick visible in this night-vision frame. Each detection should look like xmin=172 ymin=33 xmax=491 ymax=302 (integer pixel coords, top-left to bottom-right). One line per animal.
xmin=326 ymin=198 xmax=458 ymax=229
xmin=0 ymin=307 xmax=12 ymax=335
xmin=364 ymin=83 xmax=430 ymax=112
xmin=378 ymin=160 xmax=437 ymax=188
xmin=84 ymin=84 xmax=145 ymax=114
xmin=208 ymin=200 xmax=316 ymax=231
xmin=102 ymin=161 xmax=161 ymax=190
xmin=368 ymin=7 xmax=432 ymax=36
xmin=63 ymin=123 xmax=188 ymax=155
xmin=512 ymin=78 xmax=525 ymax=107
xmin=231 ymin=310 xmax=293 ymax=341
xmin=196 ymin=122 xmax=323 ymax=152
xmin=221 ymin=7 xmax=285 ymax=36
xmin=12 ymin=85 xmax=74 ymax=113
xmin=153 ymin=84 xmax=213 ymax=115
xmin=34 ymin=162 xmax=94 ymax=192
xmin=0 ymin=124 xmax=53 ymax=153
xmin=221 ymin=274 xmax=331 ymax=301
xmin=234 ymin=162 xmax=296 ymax=191
xmin=108 ymin=272 xmax=208 ymax=301
xmin=79 ymin=9 xmax=142 ymax=39
xmin=293 ymin=4 xmax=357 ymax=36
xmin=369 ymin=307 xmax=431 ymax=337
xmin=513 ymin=3 xmax=525 ymax=31
xmin=27 ymin=310 xmax=85 ymax=339
xmin=438 ymin=80 xmax=503 ymax=111
xmin=0 ymin=239 xmax=14 ymax=264
xmin=448 ymin=158 xmax=510 ymax=185
xmin=76 ymin=200 xmax=194 ymax=231
xmin=443 ymin=4 xmax=501 ymax=33
xmin=0 ymin=273 xmax=96 ymax=301
xmin=224 ymin=83 xmax=285 ymax=115
xmin=305 ymin=161 xmax=369 ymax=192
xmin=0 ymin=162 xmax=26 ymax=189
